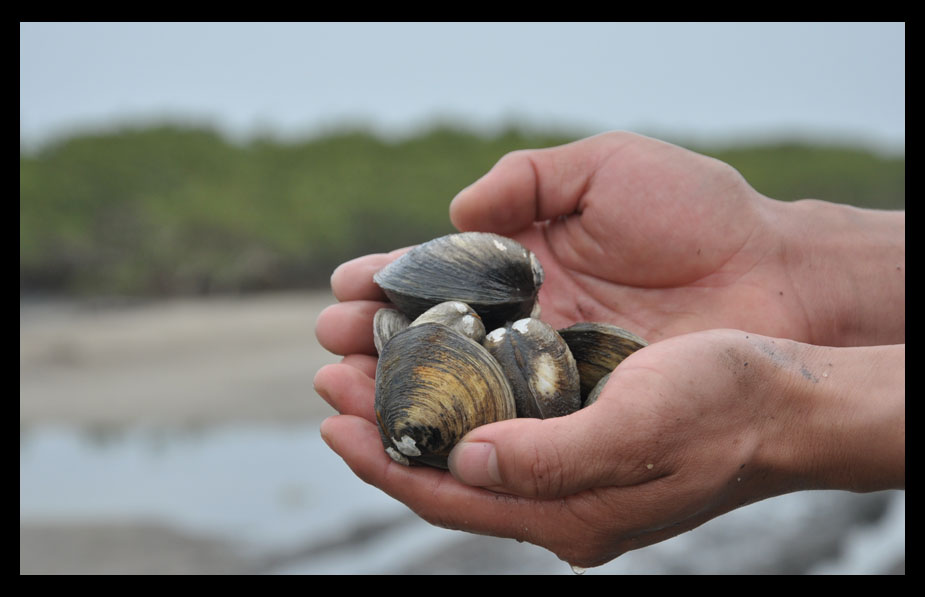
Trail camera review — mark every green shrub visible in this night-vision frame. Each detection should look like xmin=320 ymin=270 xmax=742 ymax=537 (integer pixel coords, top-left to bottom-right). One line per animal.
xmin=20 ymin=124 xmax=904 ymax=297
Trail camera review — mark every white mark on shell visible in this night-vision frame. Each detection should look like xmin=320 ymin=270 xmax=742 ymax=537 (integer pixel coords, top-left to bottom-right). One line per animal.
xmin=392 ymin=434 xmax=422 ymax=457
xmin=530 ymin=352 xmax=560 ymax=398
xmin=486 ymin=327 xmax=507 ymax=344
xmin=462 ymin=315 xmax=479 ymax=336
xmin=451 ymin=301 xmax=468 ymax=313
xmin=493 ymin=239 xmax=508 ymax=251
xmin=512 ymin=318 xmax=533 ymax=334
xmin=386 ymin=447 xmax=410 ymax=465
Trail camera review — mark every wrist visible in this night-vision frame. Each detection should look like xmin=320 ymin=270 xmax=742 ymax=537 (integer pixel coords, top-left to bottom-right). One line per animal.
xmin=757 ymin=339 xmax=905 ymax=493
xmin=764 ymin=198 xmax=904 ymax=347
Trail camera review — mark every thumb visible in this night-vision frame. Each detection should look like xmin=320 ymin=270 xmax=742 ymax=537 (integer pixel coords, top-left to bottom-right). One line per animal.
xmin=447 ymin=406 xmax=622 ymax=499
xmin=449 ymin=135 xmax=611 ymax=236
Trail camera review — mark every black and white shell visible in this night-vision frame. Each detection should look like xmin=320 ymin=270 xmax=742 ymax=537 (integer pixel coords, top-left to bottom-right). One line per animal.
xmin=373 ymin=232 xmax=544 ymax=331
xmin=483 ymin=317 xmax=581 ymax=419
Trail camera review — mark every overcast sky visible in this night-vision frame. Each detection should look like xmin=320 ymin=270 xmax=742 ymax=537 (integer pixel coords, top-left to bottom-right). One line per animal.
xmin=20 ymin=22 xmax=905 ymax=153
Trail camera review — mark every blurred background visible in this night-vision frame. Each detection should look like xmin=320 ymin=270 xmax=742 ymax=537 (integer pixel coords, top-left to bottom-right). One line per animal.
xmin=20 ymin=22 xmax=904 ymax=574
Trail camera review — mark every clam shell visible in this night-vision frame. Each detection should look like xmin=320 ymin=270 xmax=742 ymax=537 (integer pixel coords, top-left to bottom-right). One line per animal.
xmin=484 ymin=317 xmax=581 ymax=419
xmin=373 ymin=308 xmax=411 ymax=354
xmin=374 ymin=322 xmax=517 ymax=468
xmin=557 ymin=322 xmax=648 ymax=406
xmin=410 ymin=300 xmax=486 ymax=344
xmin=373 ymin=232 xmax=544 ymax=331
xmin=583 ymin=371 xmax=611 ymax=407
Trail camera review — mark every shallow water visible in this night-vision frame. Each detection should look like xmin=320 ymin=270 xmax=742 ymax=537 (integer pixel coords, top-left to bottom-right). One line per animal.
xmin=20 ymin=422 xmax=904 ymax=575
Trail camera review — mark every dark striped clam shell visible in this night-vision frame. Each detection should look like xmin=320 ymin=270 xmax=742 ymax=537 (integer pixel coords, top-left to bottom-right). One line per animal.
xmin=373 ymin=232 xmax=544 ymax=331
xmin=483 ymin=317 xmax=581 ymax=419
xmin=557 ymin=322 xmax=648 ymax=406
xmin=374 ymin=322 xmax=516 ymax=468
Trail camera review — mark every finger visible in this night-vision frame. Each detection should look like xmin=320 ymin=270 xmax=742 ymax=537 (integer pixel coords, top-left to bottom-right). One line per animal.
xmin=340 ymin=353 xmax=378 ymax=378
xmin=447 ymin=393 xmax=659 ymax=499
xmin=330 ymin=249 xmax=411 ymax=302
xmin=315 ymin=300 xmax=386 ymax=356
xmin=313 ymin=362 xmax=376 ymax=420
xmin=449 ymin=133 xmax=622 ymax=235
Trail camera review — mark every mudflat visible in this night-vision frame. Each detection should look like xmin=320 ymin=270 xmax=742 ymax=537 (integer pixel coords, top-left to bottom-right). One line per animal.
xmin=20 ymin=291 xmax=342 ymax=429
xmin=20 ymin=291 xmax=358 ymax=575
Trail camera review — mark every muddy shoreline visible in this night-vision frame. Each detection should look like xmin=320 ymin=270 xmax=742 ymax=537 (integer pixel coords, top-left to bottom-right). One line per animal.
xmin=20 ymin=291 xmax=340 ymax=429
xmin=20 ymin=292 xmax=346 ymax=575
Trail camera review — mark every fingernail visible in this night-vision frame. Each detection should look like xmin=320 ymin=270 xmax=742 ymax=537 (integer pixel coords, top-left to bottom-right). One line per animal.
xmin=448 ymin=441 xmax=501 ymax=486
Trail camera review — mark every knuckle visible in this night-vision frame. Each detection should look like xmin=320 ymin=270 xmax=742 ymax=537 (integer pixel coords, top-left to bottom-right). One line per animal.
xmin=527 ymin=439 xmax=566 ymax=498
xmin=501 ymin=147 xmax=530 ymax=162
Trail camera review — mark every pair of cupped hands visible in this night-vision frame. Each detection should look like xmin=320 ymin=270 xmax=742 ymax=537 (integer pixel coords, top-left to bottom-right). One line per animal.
xmin=313 ymin=131 xmax=904 ymax=568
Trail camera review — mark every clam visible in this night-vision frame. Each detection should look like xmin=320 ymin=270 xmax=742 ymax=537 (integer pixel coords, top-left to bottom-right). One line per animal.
xmin=583 ymin=371 xmax=611 ymax=407
xmin=373 ymin=301 xmax=485 ymax=354
xmin=483 ymin=317 xmax=581 ymax=419
xmin=370 ymin=230 xmax=650 ymax=468
xmin=410 ymin=300 xmax=486 ymax=343
xmin=373 ymin=232 xmax=544 ymax=331
xmin=373 ymin=308 xmax=410 ymax=354
xmin=557 ymin=323 xmax=648 ymax=406
xmin=374 ymin=321 xmax=517 ymax=468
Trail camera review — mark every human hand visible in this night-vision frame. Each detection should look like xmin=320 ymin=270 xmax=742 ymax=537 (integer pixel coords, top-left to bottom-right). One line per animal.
xmin=447 ymin=131 xmax=803 ymax=342
xmin=313 ymin=130 xmax=904 ymax=568
xmin=315 ymin=329 xmax=904 ymax=568
xmin=448 ymin=131 xmax=904 ymax=347
xmin=313 ymin=130 xmax=801 ymax=382
xmin=316 ymin=130 xmax=903 ymax=361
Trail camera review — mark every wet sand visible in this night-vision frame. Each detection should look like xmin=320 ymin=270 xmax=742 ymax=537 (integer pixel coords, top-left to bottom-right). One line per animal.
xmin=20 ymin=292 xmax=341 ymax=429
xmin=20 ymin=520 xmax=250 ymax=575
